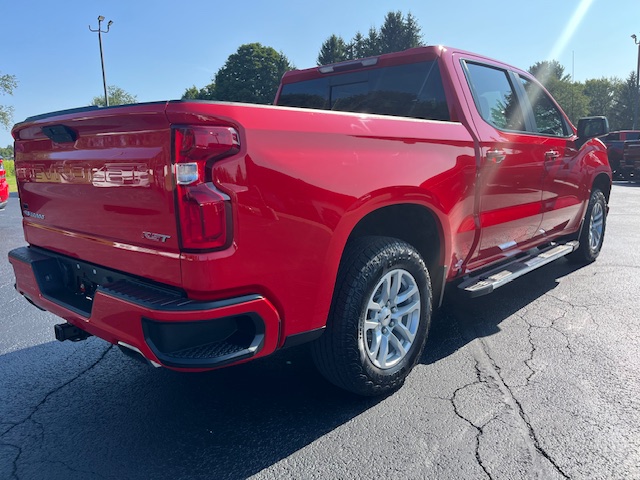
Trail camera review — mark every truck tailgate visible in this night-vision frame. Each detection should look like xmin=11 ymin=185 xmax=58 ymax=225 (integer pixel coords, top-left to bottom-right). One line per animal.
xmin=12 ymin=103 xmax=182 ymax=287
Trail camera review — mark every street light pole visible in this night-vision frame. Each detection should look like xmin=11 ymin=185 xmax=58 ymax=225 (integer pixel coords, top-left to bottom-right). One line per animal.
xmin=89 ymin=16 xmax=113 ymax=107
xmin=632 ymin=34 xmax=640 ymax=130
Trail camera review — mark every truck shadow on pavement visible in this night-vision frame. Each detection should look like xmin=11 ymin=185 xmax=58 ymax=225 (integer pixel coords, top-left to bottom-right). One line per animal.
xmin=1 ymin=258 xmax=586 ymax=480
xmin=1 ymin=336 xmax=379 ymax=479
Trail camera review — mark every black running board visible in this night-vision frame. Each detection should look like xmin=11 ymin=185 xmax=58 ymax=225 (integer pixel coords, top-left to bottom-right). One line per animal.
xmin=457 ymin=241 xmax=579 ymax=297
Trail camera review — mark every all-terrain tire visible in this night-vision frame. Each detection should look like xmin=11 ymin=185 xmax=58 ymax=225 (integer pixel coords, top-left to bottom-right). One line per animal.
xmin=311 ymin=236 xmax=432 ymax=396
xmin=568 ymin=188 xmax=607 ymax=264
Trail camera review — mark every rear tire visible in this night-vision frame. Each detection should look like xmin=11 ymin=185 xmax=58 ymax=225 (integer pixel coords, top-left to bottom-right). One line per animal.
xmin=311 ymin=236 xmax=432 ymax=396
xmin=568 ymin=188 xmax=607 ymax=264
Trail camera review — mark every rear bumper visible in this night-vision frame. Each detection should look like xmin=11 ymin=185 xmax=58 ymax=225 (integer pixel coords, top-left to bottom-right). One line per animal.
xmin=8 ymin=246 xmax=281 ymax=370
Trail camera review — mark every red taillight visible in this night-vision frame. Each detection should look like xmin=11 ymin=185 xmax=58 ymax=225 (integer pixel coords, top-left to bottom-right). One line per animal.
xmin=173 ymin=126 xmax=240 ymax=251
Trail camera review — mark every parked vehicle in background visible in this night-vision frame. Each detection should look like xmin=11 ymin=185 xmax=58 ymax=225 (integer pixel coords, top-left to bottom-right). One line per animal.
xmin=0 ymin=157 xmax=9 ymax=210
xmin=8 ymin=46 xmax=611 ymax=396
xmin=621 ymin=139 xmax=640 ymax=181
xmin=600 ymin=130 xmax=640 ymax=179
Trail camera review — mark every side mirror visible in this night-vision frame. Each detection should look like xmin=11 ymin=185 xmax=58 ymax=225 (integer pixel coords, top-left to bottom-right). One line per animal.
xmin=577 ymin=116 xmax=609 ymax=147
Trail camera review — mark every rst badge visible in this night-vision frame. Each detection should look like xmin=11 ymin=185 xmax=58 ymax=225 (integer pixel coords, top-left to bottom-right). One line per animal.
xmin=142 ymin=231 xmax=171 ymax=243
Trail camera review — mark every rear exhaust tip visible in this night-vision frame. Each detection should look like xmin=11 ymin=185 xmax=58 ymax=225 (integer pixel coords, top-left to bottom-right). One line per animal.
xmin=54 ymin=323 xmax=92 ymax=342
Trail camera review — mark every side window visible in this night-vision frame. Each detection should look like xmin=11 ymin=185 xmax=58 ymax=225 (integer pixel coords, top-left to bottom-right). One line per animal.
xmin=519 ymin=77 xmax=570 ymax=137
xmin=464 ymin=62 xmax=525 ymax=132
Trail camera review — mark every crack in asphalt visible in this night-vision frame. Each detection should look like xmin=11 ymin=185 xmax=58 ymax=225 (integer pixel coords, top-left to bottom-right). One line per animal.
xmin=475 ymin=339 xmax=571 ymax=479
xmin=0 ymin=344 xmax=113 ymax=480
xmin=449 ymin=298 xmax=572 ymax=479
xmin=522 ymin=315 xmax=538 ymax=385
xmin=450 ymin=360 xmax=494 ymax=479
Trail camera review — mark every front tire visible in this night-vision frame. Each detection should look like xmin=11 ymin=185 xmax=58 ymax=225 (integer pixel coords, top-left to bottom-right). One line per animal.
xmin=311 ymin=237 xmax=432 ymax=396
xmin=568 ymin=188 xmax=607 ymax=264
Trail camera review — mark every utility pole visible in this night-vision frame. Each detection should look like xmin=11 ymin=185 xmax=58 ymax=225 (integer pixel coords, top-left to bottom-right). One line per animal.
xmin=632 ymin=34 xmax=640 ymax=130
xmin=89 ymin=16 xmax=113 ymax=107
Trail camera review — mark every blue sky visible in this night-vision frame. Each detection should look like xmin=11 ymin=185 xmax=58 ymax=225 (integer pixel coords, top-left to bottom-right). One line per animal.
xmin=2 ymin=0 xmax=639 ymax=147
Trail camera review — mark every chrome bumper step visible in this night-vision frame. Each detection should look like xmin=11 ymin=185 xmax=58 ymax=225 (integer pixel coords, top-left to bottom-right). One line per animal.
xmin=457 ymin=241 xmax=579 ymax=297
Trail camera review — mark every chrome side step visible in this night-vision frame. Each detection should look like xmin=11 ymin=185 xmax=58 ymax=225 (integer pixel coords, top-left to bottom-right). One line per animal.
xmin=457 ymin=241 xmax=579 ymax=297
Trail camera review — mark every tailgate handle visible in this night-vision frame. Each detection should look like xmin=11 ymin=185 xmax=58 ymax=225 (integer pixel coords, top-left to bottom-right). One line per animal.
xmin=42 ymin=125 xmax=78 ymax=143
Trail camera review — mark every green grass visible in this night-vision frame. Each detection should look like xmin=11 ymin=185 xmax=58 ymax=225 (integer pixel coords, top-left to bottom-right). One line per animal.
xmin=3 ymin=159 xmax=17 ymax=192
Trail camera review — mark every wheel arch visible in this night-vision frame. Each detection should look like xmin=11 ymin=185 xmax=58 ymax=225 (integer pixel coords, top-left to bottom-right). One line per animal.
xmin=592 ymin=172 xmax=612 ymax=203
xmin=341 ymin=203 xmax=447 ymax=307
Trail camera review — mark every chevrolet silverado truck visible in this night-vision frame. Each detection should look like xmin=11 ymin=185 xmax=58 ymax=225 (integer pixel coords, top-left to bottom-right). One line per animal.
xmin=621 ymin=139 xmax=640 ymax=181
xmin=600 ymin=130 xmax=640 ymax=179
xmin=8 ymin=46 xmax=611 ymax=396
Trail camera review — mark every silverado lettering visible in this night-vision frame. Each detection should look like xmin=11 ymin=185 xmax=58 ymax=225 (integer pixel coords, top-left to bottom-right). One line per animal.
xmin=8 ymin=46 xmax=611 ymax=396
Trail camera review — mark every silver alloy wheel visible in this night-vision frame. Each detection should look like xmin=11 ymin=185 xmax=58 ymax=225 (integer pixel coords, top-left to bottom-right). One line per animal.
xmin=589 ymin=200 xmax=604 ymax=252
xmin=363 ymin=268 xmax=421 ymax=369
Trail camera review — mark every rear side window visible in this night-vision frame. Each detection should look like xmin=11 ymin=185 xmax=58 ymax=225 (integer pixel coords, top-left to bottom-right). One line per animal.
xmin=278 ymin=61 xmax=450 ymax=121
xmin=464 ymin=62 xmax=525 ymax=132
xmin=626 ymin=132 xmax=640 ymax=140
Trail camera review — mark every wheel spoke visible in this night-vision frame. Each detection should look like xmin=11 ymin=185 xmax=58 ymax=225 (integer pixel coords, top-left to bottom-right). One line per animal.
xmin=388 ymin=333 xmax=406 ymax=358
xmin=377 ymin=335 xmax=389 ymax=369
xmin=367 ymin=297 xmax=383 ymax=313
xmin=395 ymin=283 xmax=418 ymax=304
xmin=393 ymin=321 xmax=416 ymax=343
xmin=368 ymin=329 xmax=382 ymax=358
xmin=392 ymin=301 xmax=420 ymax=319
xmin=379 ymin=277 xmax=391 ymax=304
xmin=364 ymin=319 xmax=379 ymax=332
xmin=390 ymin=271 xmax=402 ymax=301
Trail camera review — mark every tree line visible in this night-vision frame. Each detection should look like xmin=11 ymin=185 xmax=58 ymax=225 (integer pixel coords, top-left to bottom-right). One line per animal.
xmin=1 ymin=11 xmax=638 ymax=138
xmin=181 ymin=10 xmax=638 ymax=131
xmin=529 ymin=60 xmax=637 ymax=130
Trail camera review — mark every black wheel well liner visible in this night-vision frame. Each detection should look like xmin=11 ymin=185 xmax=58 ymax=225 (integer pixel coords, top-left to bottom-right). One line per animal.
xmin=344 ymin=204 xmax=445 ymax=304
xmin=592 ymin=173 xmax=612 ymax=202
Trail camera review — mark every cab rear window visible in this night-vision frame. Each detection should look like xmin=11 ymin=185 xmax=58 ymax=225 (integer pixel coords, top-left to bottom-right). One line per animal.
xmin=277 ymin=61 xmax=450 ymax=121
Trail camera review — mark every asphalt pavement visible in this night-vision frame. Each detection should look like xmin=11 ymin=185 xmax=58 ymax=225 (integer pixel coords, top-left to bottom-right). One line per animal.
xmin=1 ymin=186 xmax=639 ymax=480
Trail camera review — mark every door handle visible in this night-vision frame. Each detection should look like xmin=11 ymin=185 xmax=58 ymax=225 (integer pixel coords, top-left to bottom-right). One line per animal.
xmin=486 ymin=149 xmax=506 ymax=164
xmin=545 ymin=150 xmax=560 ymax=160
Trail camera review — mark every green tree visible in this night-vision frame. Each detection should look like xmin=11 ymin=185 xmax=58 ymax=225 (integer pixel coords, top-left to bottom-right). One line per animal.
xmin=317 ymin=34 xmax=349 ymax=66
xmin=182 ymin=83 xmax=217 ymax=100
xmin=610 ymin=72 xmax=637 ymax=130
xmin=528 ymin=60 xmax=588 ymax=124
xmin=550 ymin=80 xmax=589 ymax=124
xmin=316 ymin=11 xmax=424 ymax=65
xmin=379 ymin=11 xmax=423 ymax=54
xmin=213 ymin=43 xmax=294 ymax=104
xmin=91 ymin=85 xmax=138 ymax=107
xmin=584 ymin=77 xmax=620 ymax=121
xmin=1 ymin=73 xmax=18 ymax=130
xmin=528 ymin=60 xmax=571 ymax=85
xmin=0 ymin=144 xmax=14 ymax=160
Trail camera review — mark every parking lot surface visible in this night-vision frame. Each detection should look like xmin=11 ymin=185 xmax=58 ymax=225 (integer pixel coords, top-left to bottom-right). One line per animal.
xmin=1 ymin=186 xmax=639 ymax=480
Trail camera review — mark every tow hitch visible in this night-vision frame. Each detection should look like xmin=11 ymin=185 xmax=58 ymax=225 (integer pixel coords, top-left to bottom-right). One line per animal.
xmin=54 ymin=323 xmax=93 ymax=342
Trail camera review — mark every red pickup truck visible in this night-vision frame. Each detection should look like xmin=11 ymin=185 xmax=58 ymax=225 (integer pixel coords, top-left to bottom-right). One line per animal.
xmin=9 ymin=46 xmax=611 ymax=396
